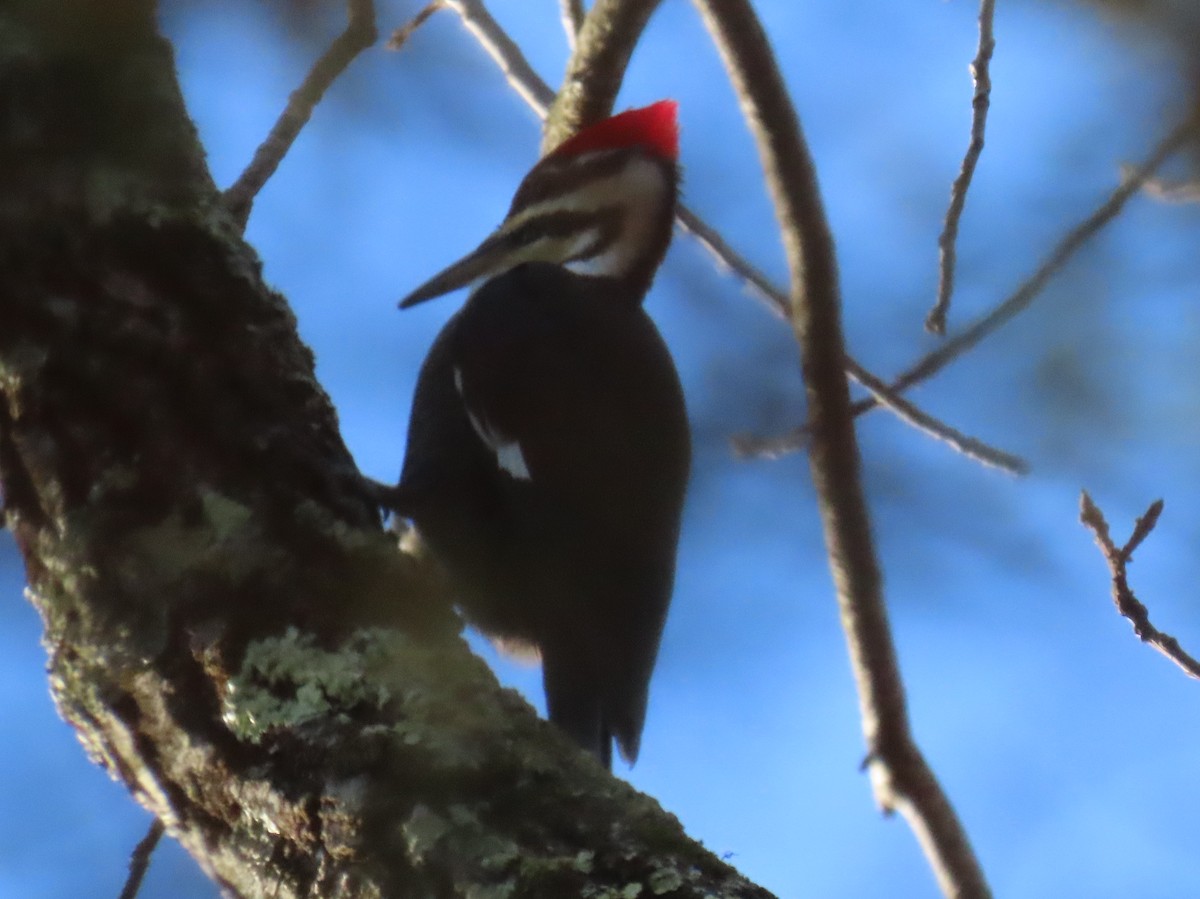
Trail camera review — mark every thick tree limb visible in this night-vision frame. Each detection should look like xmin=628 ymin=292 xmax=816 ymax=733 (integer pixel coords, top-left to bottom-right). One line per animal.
xmin=541 ymin=0 xmax=665 ymax=151
xmin=690 ymin=2 xmax=991 ymax=897
xmin=0 ymin=2 xmax=772 ymax=896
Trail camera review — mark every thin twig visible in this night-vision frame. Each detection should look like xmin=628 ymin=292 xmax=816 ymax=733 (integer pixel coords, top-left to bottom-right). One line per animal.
xmin=429 ymin=0 xmax=1015 ymax=476
xmin=560 ymin=0 xmax=586 ymax=50
xmin=223 ymin=0 xmax=378 ymax=229
xmin=872 ymin=118 xmax=1197 ymax=412
xmin=1080 ymin=493 xmax=1200 ymax=680
xmin=733 ymin=353 xmax=1026 ymax=474
xmin=387 ymin=1 xmax=444 ymax=52
xmin=1119 ymin=164 xmax=1200 ymax=203
xmin=676 ymin=211 xmax=1024 ymax=472
xmin=442 ymin=0 xmax=554 ymax=115
xmin=928 ymin=0 xmax=996 ymax=336
xmin=421 ymin=6 xmax=784 ymax=310
xmin=736 ymin=358 xmax=1029 ymax=475
xmin=674 ymin=205 xmax=789 ymax=318
xmin=679 ymin=207 xmax=1026 ymax=474
xmin=752 ymin=115 xmax=1200 ymax=458
xmin=840 ymin=362 xmax=1027 ymax=474
xmin=442 ymin=1 xmax=663 ymax=148
xmin=690 ymin=2 xmax=991 ymax=897
xmin=116 ymin=819 xmax=165 ymax=899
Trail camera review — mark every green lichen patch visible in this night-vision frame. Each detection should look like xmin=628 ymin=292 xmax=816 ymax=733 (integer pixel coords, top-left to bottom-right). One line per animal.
xmin=648 ymin=866 xmax=684 ymax=895
xmin=582 ymin=883 xmax=644 ymax=899
xmin=222 ymin=627 xmax=406 ymax=743
xmin=399 ymin=800 xmax=525 ymax=895
xmin=402 ymin=804 xmax=451 ymax=863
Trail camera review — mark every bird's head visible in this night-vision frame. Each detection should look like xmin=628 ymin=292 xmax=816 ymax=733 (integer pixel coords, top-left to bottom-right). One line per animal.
xmin=400 ymin=100 xmax=680 ymax=309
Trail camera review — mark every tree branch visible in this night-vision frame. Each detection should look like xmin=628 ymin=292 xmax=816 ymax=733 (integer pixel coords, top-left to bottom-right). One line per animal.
xmin=928 ymin=0 xmax=996 ymax=335
xmin=677 ymin=208 xmax=1026 ymax=473
xmin=437 ymin=0 xmax=554 ymax=116
xmin=222 ymin=0 xmax=378 ymax=229
xmin=386 ymin=0 xmax=444 ymax=52
xmin=754 ymin=114 xmax=1200 ymax=457
xmin=424 ymin=0 xmax=1017 ymax=476
xmin=1080 ymin=493 xmax=1200 ymax=680
xmin=560 ymin=0 xmax=586 ymax=50
xmin=734 ymin=350 xmax=1028 ymax=475
xmin=0 ymin=3 xmax=773 ymax=896
xmin=689 ymin=2 xmax=991 ymax=897
xmin=117 ymin=819 xmax=164 ymax=899
xmin=1120 ymin=164 xmax=1200 ymax=203
xmin=541 ymin=0 xmax=665 ymax=151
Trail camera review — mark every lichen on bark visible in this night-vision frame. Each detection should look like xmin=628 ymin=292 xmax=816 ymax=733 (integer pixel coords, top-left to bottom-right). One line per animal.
xmin=0 ymin=2 xmax=773 ymax=896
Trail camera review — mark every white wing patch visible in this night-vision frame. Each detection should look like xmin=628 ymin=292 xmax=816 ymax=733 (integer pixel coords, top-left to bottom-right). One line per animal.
xmin=494 ymin=440 xmax=532 ymax=480
xmin=453 ymin=366 xmax=532 ymax=481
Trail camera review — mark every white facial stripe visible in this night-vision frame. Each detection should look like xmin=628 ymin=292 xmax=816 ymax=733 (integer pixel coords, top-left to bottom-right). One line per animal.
xmin=497 ymin=155 xmax=668 ymax=280
xmin=564 ymin=226 xmax=603 ymax=261
xmin=565 ymin=243 xmax=624 ymax=277
xmin=505 ymin=155 xmax=665 ymax=230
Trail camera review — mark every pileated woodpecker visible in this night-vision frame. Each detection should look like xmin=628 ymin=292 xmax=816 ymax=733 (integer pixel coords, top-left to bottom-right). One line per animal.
xmin=392 ymin=100 xmax=689 ymax=769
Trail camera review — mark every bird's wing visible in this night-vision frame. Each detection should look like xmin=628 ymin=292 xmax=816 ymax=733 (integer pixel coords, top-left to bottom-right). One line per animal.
xmin=451 ymin=264 xmax=689 ymax=538
xmin=452 ymin=264 xmax=690 ymax=760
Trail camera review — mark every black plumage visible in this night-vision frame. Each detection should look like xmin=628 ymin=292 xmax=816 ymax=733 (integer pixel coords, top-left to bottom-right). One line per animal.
xmin=399 ymin=262 xmax=689 ymax=767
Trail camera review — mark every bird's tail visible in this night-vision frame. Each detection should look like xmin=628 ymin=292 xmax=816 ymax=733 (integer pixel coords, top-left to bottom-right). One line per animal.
xmin=543 ymin=651 xmax=615 ymax=770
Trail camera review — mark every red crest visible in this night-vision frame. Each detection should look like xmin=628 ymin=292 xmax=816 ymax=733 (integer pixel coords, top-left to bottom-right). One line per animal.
xmin=552 ymin=100 xmax=679 ymax=161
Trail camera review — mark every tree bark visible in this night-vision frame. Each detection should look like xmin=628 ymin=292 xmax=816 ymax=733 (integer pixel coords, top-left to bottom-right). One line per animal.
xmin=0 ymin=2 xmax=772 ymax=896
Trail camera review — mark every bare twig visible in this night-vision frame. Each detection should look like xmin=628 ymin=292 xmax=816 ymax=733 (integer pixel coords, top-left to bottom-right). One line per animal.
xmin=386 ymin=1 xmax=444 ymax=52
xmin=116 ymin=819 xmax=165 ymax=899
xmin=690 ymin=2 xmax=991 ymax=897
xmin=733 ymin=354 xmax=1027 ymax=474
xmin=1080 ymin=493 xmax=1200 ymax=680
xmin=439 ymin=0 xmax=552 ymax=115
xmin=928 ymin=0 xmax=996 ymax=335
xmin=736 ymin=358 xmax=1029 ymax=475
xmin=677 ymin=210 xmax=1025 ymax=474
xmin=753 ymin=115 xmax=1200 ymax=458
xmin=223 ymin=0 xmax=377 ymax=229
xmin=845 ymin=359 xmax=1026 ymax=475
xmin=560 ymin=0 xmax=587 ymax=50
xmin=674 ymin=205 xmax=789 ymax=318
xmin=438 ymin=1 xmax=662 ymax=149
xmin=541 ymin=0 xmax=665 ymax=152
xmin=428 ymin=0 xmax=1014 ymax=475
xmin=1120 ymin=164 xmax=1200 ymax=203
xmin=864 ymin=118 xmax=1197 ymax=409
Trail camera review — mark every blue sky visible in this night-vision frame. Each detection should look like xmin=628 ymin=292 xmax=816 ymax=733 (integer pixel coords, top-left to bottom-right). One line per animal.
xmin=4 ymin=1 xmax=1200 ymax=896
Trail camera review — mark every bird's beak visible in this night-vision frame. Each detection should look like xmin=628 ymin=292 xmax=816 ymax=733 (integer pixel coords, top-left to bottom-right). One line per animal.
xmin=399 ymin=232 xmax=513 ymax=309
